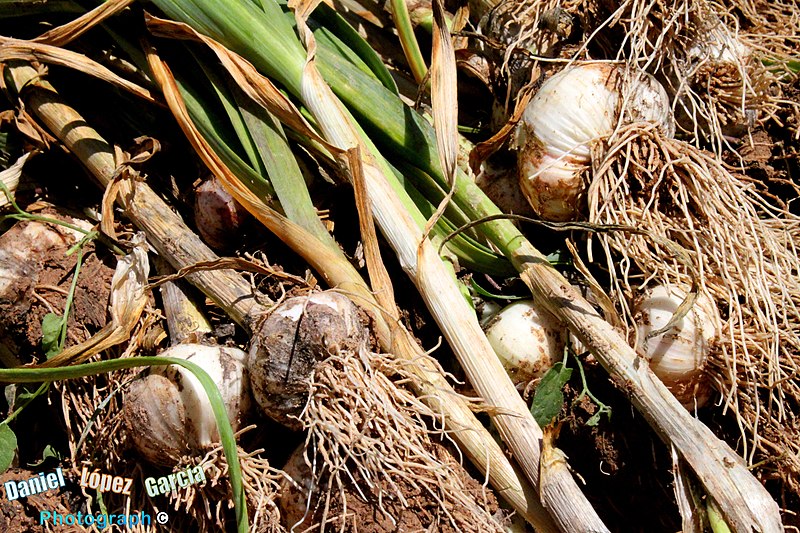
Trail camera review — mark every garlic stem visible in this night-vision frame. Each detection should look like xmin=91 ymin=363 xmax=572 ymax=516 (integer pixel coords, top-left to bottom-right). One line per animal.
xmin=153 ymin=256 xmax=212 ymax=346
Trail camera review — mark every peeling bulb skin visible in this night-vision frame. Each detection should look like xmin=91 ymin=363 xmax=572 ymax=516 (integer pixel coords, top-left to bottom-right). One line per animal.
xmin=122 ymin=343 xmax=251 ymax=465
xmin=248 ymin=291 xmax=367 ymax=430
xmin=517 ymin=63 xmax=674 ymax=221
xmin=123 ymin=374 xmax=192 ymax=467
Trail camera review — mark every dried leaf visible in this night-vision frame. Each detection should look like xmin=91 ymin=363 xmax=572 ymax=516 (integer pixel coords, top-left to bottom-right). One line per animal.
xmin=33 ymin=0 xmax=134 ymax=47
xmin=419 ymin=0 xmax=458 ymax=252
xmin=0 ymin=37 xmax=157 ymax=104
xmin=0 ymin=151 xmax=32 ymax=207
xmin=469 ymin=88 xmax=533 ymax=174
xmin=347 ymin=146 xmax=399 ymax=321
xmin=430 ymin=0 xmax=457 ymax=187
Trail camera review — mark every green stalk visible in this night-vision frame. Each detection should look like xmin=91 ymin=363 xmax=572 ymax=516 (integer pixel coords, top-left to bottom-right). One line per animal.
xmin=0 ymin=357 xmax=247 ymax=533
xmin=390 ymin=0 xmax=428 ymax=84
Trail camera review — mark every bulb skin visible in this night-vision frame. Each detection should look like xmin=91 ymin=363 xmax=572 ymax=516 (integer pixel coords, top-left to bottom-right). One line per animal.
xmin=248 ymin=291 xmax=367 ymax=430
xmin=123 ymin=343 xmax=250 ymax=465
xmin=483 ymin=300 xmax=564 ymax=385
xmin=634 ymin=284 xmax=720 ymax=408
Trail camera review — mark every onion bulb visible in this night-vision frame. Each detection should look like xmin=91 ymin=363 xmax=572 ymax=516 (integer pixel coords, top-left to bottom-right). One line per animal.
xmin=483 ymin=300 xmax=564 ymax=385
xmin=516 ymin=63 xmax=674 ymax=221
xmin=633 ymin=284 xmax=721 ymax=408
xmin=123 ymin=343 xmax=251 ymax=466
xmin=248 ymin=291 xmax=367 ymax=430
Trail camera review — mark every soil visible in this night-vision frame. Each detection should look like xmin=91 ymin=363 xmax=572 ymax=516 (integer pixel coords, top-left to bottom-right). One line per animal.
xmin=555 ymin=358 xmax=682 ymax=533
xmin=0 ymin=468 xmax=84 ymax=533
xmin=280 ymin=442 xmax=501 ymax=532
xmin=0 ymin=212 xmax=115 ymax=363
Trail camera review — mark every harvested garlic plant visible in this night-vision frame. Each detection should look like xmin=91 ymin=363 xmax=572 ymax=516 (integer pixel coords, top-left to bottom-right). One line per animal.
xmin=633 ymin=284 xmax=721 ymax=408
xmin=123 ymin=343 xmax=251 ymax=466
xmin=483 ymin=300 xmax=564 ymax=385
xmin=516 ymin=63 xmax=674 ymax=221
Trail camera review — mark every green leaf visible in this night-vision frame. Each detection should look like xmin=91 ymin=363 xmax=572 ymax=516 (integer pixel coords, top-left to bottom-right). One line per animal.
xmin=28 ymin=444 xmax=60 ymax=468
xmin=0 ymin=423 xmax=17 ymax=473
xmin=41 ymin=313 xmax=63 ymax=358
xmin=470 ymin=278 xmax=527 ymax=301
xmin=586 ymin=412 xmax=602 ymax=427
xmin=530 ymin=362 xmax=572 ymax=427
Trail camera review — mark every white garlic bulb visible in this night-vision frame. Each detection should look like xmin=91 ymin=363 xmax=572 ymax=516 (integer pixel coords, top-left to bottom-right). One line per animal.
xmin=672 ymin=15 xmax=759 ymax=138
xmin=634 ymin=284 xmax=720 ymax=408
xmin=123 ymin=343 xmax=251 ymax=465
xmin=483 ymin=300 xmax=564 ymax=385
xmin=517 ymin=63 xmax=674 ymax=221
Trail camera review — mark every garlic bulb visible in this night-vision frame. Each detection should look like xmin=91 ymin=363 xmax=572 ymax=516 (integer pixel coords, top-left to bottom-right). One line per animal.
xmin=517 ymin=63 xmax=674 ymax=221
xmin=194 ymin=177 xmax=249 ymax=251
xmin=123 ymin=343 xmax=251 ymax=465
xmin=634 ymin=284 xmax=720 ymax=408
xmin=672 ymin=16 xmax=761 ymax=138
xmin=248 ymin=291 xmax=367 ymax=430
xmin=278 ymin=444 xmax=314 ymax=529
xmin=483 ymin=300 xmax=564 ymax=385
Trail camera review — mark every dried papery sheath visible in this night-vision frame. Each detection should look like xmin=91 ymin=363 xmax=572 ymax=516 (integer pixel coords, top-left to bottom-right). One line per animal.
xmin=516 ymin=63 xmax=673 ymax=221
xmin=0 ymin=152 xmax=30 ymax=208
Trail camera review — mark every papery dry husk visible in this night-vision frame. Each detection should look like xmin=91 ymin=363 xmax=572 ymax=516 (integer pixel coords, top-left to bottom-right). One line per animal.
xmin=586 ymin=121 xmax=800 ymax=499
xmin=279 ymin=346 xmax=505 ymax=532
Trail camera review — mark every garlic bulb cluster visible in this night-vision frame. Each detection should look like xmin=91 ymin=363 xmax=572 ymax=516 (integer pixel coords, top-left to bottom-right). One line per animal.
xmin=483 ymin=300 xmax=564 ymax=385
xmin=633 ymin=284 xmax=721 ymax=408
xmin=123 ymin=343 xmax=251 ymax=466
xmin=516 ymin=63 xmax=674 ymax=221
xmin=248 ymin=291 xmax=367 ymax=429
